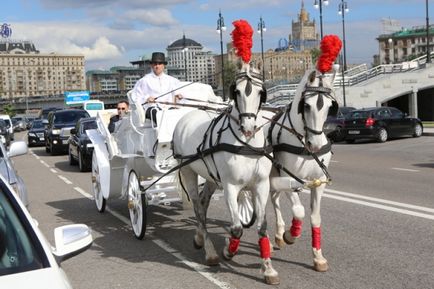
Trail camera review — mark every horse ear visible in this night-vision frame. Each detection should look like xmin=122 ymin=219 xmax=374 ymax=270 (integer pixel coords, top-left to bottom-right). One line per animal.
xmin=308 ymin=71 xmax=316 ymax=83
xmin=236 ymin=59 xmax=243 ymax=70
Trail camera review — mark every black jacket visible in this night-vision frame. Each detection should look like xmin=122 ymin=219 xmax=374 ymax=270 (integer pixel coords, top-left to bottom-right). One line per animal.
xmin=108 ymin=115 xmax=121 ymax=133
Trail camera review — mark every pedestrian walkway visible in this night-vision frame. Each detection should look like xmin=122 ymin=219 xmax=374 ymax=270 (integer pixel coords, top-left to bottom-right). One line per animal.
xmin=423 ymin=127 xmax=434 ymax=136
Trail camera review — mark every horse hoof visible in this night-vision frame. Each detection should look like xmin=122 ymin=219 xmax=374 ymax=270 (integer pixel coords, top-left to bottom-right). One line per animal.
xmin=275 ymin=237 xmax=285 ymax=249
xmin=283 ymin=231 xmax=297 ymax=245
xmin=314 ymin=260 xmax=329 ymax=272
xmin=206 ymin=256 xmax=220 ymax=266
xmin=222 ymin=248 xmax=235 ymax=261
xmin=264 ymin=275 xmax=280 ymax=285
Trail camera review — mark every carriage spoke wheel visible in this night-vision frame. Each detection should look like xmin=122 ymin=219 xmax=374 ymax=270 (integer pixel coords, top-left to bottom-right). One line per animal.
xmin=92 ymin=151 xmax=106 ymax=213
xmin=128 ymin=171 xmax=147 ymax=240
xmin=238 ymin=190 xmax=256 ymax=228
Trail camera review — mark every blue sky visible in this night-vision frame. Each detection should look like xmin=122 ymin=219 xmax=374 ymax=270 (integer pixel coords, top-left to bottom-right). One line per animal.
xmin=1 ymin=0 xmax=432 ymax=70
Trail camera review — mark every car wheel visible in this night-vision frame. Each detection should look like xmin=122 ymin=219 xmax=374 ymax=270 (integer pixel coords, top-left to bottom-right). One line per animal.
xmin=50 ymin=143 xmax=57 ymax=155
xmin=333 ymin=126 xmax=345 ymax=142
xmin=238 ymin=190 xmax=256 ymax=228
xmin=376 ymin=127 xmax=388 ymax=143
xmin=413 ymin=123 xmax=423 ymax=137
xmin=78 ymin=151 xmax=86 ymax=172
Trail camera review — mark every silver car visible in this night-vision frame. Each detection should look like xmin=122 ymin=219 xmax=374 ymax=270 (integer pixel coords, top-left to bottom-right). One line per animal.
xmin=0 ymin=141 xmax=29 ymax=207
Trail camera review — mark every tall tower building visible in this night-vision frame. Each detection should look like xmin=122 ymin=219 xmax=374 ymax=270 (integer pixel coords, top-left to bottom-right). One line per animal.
xmin=290 ymin=0 xmax=319 ymax=51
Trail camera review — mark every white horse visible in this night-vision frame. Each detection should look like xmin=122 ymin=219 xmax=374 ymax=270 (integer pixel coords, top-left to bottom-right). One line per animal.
xmin=172 ymin=62 xmax=279 ymax=285
xmin=268 ymin=67 xmax=338 ymax=272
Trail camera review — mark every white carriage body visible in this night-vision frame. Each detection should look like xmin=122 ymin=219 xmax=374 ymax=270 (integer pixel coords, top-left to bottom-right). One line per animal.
xmin=87 ymin=82 xmax=223 ymax=205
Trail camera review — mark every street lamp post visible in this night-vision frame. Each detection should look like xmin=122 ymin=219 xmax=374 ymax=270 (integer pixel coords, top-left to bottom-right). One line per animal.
xmin=257 ymin=17 xmax=266 ymax=80
xmin=426 ymin=0 xmax=431 ymax=63
xmin=338 ymin=0 xmax=348 ymax=106
xmin=314 ymin=0 xmax=329 ymax=40
xmin=217 ymin=10 xmax=227 ymax=100
xmin=183 ymin=48 xmax=188 ymax=81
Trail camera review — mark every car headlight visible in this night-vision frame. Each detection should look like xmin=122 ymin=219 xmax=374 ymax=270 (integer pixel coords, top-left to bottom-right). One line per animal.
xmin=28 ymin=132 xmax=37 ymax=137
xmin=52 ymin=129 xmax=61 ymax=135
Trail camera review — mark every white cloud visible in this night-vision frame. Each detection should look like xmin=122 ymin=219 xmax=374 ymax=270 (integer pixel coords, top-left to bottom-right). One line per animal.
xmin=123 ymin=8 xmax=178 ymax=26
xmin=67 ymin=36 xmax=122 ymax=60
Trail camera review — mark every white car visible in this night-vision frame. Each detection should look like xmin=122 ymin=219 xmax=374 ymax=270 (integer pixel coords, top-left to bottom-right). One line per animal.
xmin=0 ymin=141 xmax=29 ymax=207
xmin=0 ymin=174 xmax=93 ymax=288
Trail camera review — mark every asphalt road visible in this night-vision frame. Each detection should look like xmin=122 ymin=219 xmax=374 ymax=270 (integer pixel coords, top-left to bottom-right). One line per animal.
xmin=11 ymin=132 xmax=434 ymax=289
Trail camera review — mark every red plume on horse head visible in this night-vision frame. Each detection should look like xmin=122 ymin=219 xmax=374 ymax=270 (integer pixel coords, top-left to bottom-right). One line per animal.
xmin=317 ymin=35 xmax=342 ymax=74
xmin=231 ymin=19 xmax=254 ymax=63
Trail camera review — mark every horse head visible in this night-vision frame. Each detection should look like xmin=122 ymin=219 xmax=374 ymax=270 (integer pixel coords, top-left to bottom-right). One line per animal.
xmin=292 ymin=67 xmax=338 ymax=153
xmin=229 ymin=61 xmax=266 ymax=138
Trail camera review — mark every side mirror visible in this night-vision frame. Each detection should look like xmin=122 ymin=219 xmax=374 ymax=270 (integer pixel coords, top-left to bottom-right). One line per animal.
xmin=8 ymin=141 xmax=28 ymax=157
xmin=70 ymin=128 xmax=77 ymax=135
xmin=52 ymin=224 xmax=93 ymax=263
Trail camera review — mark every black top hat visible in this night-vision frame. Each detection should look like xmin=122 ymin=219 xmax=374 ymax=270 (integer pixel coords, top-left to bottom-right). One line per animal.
xmin=150 ymin=52 xmax=167 ymax=64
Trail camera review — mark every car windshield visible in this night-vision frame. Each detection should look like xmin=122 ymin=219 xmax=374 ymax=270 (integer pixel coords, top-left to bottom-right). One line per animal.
xmin=85 ymin=103 xmax=103 ymax=110
xmin=53 ymin=111 xmax=89 ymax=124
xmin=0 ymin=182 xmax=47 ymax=276
xmin=31 ymin=121 xmax=44 ymax=129
xmin=349 ymin=111 xmax=373 ymax=119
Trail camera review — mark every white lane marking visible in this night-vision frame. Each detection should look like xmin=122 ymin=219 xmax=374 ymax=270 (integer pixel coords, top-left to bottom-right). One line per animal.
xmin=391 ymin=167 xmax=420 ymax=172
xmin=34 ymin=155 xmax=40 ymax=160
xmin=58 ymin=175 xmax=73 ymax=185
xmin=40 ymin=160 xmax=49 ymax=168
xmin=74 ymin=187 xmax=93 ymax=199
xmin=50 ymin=168 xmax=58 ymax=174
xmin=323 ymin=193 xmax=434 ymax=220
xmin=153 ymin=239 xmax=234 ymax=289
xmin=330 ymin=160 xmax=339 ymax=163
xmin=73 ymin=186 xmax=235 ymax=289
xmin=324 ymin=188 xmax=434 ymax=214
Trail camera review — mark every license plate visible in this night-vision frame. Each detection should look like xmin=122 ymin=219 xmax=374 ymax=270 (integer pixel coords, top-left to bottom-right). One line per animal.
xmin=39 ymin=137 xmax=45 ymax=141
xmin=62 ymin=140 xmax=69 ymax=144
xmin=87 ymin=143 xmax=94 ymax=148
xmin=348 ymin=130 xmax=360 ymax=135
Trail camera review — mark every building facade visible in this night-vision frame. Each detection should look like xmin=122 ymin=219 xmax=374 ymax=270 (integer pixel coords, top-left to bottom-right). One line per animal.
xmin=0 ymin=40 xmax=85 ymax=101
xmin=377 ymin=25 xmax=434 ymax=64
xmin=290 ymin=1 xmax=318 ymax=51
xmin=86 ymin=57 xmax=151 ymax=93
xmin=166 ymin=35 xmax=216 ymax=87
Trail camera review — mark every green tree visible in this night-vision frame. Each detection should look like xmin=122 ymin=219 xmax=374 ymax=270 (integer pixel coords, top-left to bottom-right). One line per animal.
xmin=222 ymin=61 xmax=237 ymax=99
xmin=310 ymin=48 xmax=321 ymax=64
xmin=3 ymin=103 xmax=16 ymax=117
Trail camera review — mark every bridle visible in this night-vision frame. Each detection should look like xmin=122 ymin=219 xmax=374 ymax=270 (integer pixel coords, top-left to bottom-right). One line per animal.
xmin=231 ymin=70 xmax=265 ymax=123
xmin=296 ymin=75 xmax=338 ymax=137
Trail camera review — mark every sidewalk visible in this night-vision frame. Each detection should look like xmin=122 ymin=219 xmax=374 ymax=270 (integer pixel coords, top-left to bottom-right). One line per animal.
xmin=423 ymin=127 xmax=434 ymax=136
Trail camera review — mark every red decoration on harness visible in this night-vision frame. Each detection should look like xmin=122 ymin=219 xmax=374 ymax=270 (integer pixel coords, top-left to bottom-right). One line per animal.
xmin=312 ymin=226 xmax=321 ymax=250
xmin=258 ymin=236 xmax=271 ymax=259
xmin=317 ymin=35 xmax=342 ymax=74
xmin=231 ymin=19 xmax=253 ymax=63
xmin=290 ymin=218 xmax=303 ymax=237
xmin=228 ymin=237 xmax=241 ymax=255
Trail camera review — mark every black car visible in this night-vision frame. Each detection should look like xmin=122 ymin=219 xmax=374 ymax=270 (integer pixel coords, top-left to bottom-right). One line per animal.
xmin=324 ymin=106 xmax=356 ymax=142
xmin=27 ymin=119 xmax=46 ymax=147
xmin=0 ymin=119 xmax=11 ymax=147
xmin=68 ymin=117 xmax=97 ymax=172
xmin=344 ymin=107 xmax=423 ymax=143
xmin=45 ymin=109 xmax=90 ymax=155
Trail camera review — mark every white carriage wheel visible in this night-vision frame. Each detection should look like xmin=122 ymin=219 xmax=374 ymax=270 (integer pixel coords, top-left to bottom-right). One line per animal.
xmin=238 ymin=190 xmax=256 ymax=228
xmin=92 ymin=150 xmax=106 ymax=213
xmin=128 ymin=171 xmax=147 ymax=240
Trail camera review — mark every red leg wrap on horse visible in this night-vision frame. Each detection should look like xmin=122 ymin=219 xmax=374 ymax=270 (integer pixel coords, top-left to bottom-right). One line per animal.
xmin=258 ymin=237 xmax=271 ymax=259
xmin=290 ymin=219 xmax=303 ymax=237
xmin=312 ymin=227 xmax=321 ymax=250
xmin=228 ymin=237 xmax=240 ymax=255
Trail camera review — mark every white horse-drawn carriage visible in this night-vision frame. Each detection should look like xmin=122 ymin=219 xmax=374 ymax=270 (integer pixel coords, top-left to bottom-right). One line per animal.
xmin=87 ymin=82 xmax=228 ymax=239
xmin=87 ymin=19 xmax=342 ymax=284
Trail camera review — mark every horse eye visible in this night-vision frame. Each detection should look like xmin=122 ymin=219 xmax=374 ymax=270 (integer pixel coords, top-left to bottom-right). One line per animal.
xmin=304 ymin=103 xmax=310 ymax=111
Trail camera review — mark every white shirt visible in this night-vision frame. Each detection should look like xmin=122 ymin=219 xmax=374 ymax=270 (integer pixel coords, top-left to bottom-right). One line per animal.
xmin=131 ymin=71 xmax=181 ymax=109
